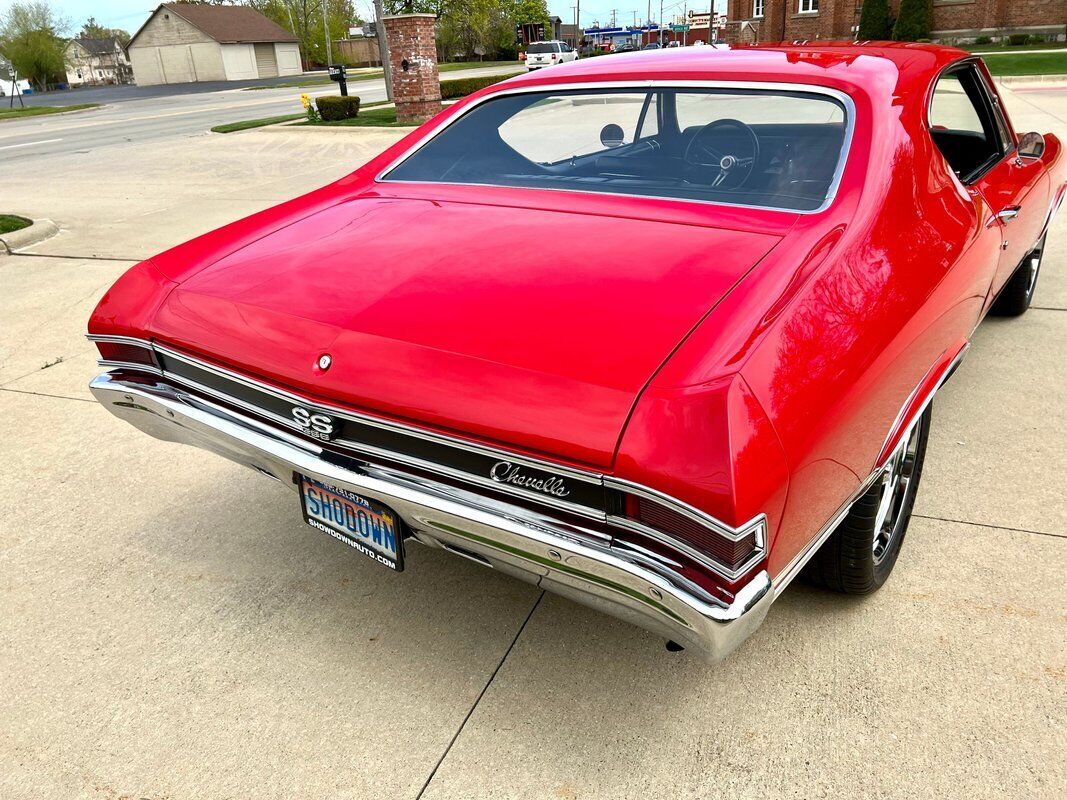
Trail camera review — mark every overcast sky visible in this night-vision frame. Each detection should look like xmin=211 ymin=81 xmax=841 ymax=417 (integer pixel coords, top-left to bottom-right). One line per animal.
xmin=11 ymin=1 xmax=726 ymax=37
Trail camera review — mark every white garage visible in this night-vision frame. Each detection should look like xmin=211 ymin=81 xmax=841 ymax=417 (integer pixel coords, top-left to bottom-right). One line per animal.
xmin=127 ymin=3 xmax=301 ymax=86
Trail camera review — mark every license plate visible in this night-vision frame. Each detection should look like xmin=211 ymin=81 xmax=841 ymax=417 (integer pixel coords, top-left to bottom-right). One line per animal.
xmin=297 ymin=475 xmax=403 ymax=570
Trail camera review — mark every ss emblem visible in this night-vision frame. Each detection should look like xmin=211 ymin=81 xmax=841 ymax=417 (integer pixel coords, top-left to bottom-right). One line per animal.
xmin=291 ymin=406 xmax=336 ymax=440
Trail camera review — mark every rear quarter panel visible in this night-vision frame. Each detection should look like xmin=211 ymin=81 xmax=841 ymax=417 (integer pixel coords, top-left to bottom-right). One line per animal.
xmin=616 ymin=57 xmax=1003 ymax=580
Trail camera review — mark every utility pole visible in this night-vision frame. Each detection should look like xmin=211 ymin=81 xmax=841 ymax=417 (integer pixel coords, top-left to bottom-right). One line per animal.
xmin=610 ymin=9 xmax=617 ymax=27
xmin=659 ymin=0 xmax=664 ymax=43
xmin=373 ymin=0 xmax=393 ymax=102
xmin=321 ymin=0 xmax=333 ymax=65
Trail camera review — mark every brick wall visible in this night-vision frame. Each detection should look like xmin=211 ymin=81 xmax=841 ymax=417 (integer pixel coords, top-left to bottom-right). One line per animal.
xmin=382 ymin=14 xmax=441 ymax=124
xmin=725 ymin=0 xmax=1066 ymax=41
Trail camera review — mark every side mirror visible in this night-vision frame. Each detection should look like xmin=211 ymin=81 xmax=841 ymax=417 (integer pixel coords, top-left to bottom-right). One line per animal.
xmin=1017 ymin=131 xmax=1045 ymax=161
xmin=600 ymin=123 xmax=625 ymax=149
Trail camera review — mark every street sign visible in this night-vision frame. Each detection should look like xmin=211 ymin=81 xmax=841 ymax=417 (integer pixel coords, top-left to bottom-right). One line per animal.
xmin=670 ymin=24 xmax=690 ymax=32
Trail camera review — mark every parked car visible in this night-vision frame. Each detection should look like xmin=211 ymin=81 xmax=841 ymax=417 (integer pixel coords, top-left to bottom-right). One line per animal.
xmin=642 ymin=42 xmax=661 ymax=50
xmin=88 ymin=44 xmax=1064 ymax=662
xmin=523 ymin=40 xmax=578 ymax=70
xmin=667 ymin=41 xmax=681 ymax=48
xmin=615 ymin=42 xmax=637 ymax=54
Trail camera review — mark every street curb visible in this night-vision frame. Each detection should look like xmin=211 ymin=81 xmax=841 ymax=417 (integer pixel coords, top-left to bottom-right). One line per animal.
xmin=259 ymin=123 xmax=414 ymax=134
xmin=995 ymin=75 xmax=1067 ymax=87
xmin=0 ymin=218 xmax=60 ymax=255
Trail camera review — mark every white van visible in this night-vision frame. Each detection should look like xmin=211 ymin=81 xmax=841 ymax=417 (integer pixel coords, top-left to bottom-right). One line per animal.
xmin=524 ymin=41 xmax=578 ymax=70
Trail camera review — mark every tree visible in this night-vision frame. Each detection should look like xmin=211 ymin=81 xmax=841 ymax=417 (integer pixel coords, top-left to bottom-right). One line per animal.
xmin=0 ymin=1 xmax=69 ymax=90
xmin=857 ymin=0 xmax=891 ymax=41
xmin=251 ymin=0 xmax=357 ymax=67
xmin=79 ymin=16 xmax=131 ymax=45
xmin=891 ymin=0 xmax=931 ymax=41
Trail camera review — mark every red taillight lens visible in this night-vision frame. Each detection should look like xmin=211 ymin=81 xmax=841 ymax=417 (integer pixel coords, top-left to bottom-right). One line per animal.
xmin=519 ymin=52 xmax=526 ymax=60
xmin=94 ymin=340 xmax=158 ymax=369
xmin=621 ymin=493 xmax=762 ymax=573
xmin=551 ymin=53 xmax=557 ymax=59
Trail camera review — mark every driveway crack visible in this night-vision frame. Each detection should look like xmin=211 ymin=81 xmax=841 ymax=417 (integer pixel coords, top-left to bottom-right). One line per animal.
xmin=914 ymin=513 xmax=1066 ymax=541
xmin=415 ymin=590 xmax=544 ymax=800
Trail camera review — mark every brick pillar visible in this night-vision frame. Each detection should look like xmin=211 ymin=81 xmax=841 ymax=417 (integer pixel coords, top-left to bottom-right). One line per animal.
xmin=382 ymin=14 xmax=441 ymax=124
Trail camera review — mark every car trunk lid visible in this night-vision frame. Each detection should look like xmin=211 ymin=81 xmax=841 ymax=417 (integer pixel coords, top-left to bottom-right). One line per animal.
xmin=148 ymin=196 xmax=781 ymax=467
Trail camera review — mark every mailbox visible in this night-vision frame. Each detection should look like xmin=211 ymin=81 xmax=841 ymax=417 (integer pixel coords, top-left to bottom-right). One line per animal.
xmin=327 ymin=64 xmax=348 ymax=96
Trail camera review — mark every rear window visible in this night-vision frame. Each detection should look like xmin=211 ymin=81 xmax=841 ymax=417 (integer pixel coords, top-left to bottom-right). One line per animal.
xmin=527 ymin=43 xmax=560 ymax=54
xmin=384 ymin=87 xmax=849 ymax=212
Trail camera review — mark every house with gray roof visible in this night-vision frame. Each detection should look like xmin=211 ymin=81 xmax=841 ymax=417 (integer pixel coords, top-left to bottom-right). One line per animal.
xmin=65 ymin=37 xmax=132 ymax=87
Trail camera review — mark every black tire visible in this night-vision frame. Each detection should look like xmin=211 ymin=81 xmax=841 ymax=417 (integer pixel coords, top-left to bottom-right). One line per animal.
xmin=990 ymin=234 xmax=1045 ymax=317
xmin=804 ymin=405 xmax=932 ymax=594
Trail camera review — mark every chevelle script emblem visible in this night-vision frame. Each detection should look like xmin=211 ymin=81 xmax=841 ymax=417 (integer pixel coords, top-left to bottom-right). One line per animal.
xmin=490 ymin=461 xmax=571 ymax=498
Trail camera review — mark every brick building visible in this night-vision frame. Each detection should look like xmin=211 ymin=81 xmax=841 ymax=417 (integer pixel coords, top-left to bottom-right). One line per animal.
xmin=724 ymin=0 xmax=1067 ymax=44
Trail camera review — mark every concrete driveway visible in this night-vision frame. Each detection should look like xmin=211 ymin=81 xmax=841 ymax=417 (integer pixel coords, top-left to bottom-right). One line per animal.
xmin=1 ymin=84 xmax=1065 ymax=800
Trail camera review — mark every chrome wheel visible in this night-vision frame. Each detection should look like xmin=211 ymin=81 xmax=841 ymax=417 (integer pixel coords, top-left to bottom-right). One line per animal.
xmin=872 ymin=422 xmax=921 ymax=564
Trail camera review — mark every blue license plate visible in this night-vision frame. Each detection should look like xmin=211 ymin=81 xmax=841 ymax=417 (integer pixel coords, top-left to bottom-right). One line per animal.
xmin=298 ymin=475 xmax=403 ymax=570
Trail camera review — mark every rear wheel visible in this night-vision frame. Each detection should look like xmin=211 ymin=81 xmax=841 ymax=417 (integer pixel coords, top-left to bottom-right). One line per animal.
xmin=990 ymin=234 xmax=1045 ymax=317
xmin=804 ymin=406 xmax=932 ymax=594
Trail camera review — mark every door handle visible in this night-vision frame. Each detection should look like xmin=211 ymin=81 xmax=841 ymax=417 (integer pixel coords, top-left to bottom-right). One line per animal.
xmin=996 ymin=206 xmax=1021 ymax=223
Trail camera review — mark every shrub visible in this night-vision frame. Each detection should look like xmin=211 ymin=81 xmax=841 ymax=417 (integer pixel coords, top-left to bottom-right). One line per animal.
xmin=315 ymin=95 xmax=360 ymax=121
xmin=1008 ymin=33 xmax=1029 ymax=46
xmin=440 ymin=72 xmax=521 ymax=100
xmin=1026 ymin=34 xmax=1046 ymax=45
xmin=974 ymin=35 xmax=993 ymax=45
xmin=857 ymin=0 xmax=892 ymax=40
xmin=892 ymin=0 xmax=931 ymax=42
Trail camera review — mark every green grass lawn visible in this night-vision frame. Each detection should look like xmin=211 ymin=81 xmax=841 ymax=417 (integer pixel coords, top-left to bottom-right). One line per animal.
xmin=983 ymin=52 xmax=1067 ymax=77
xmin=0 ymin=103 xmax=99 ymax=122
xmin=0 ymin=215 xmax=32 ymax=235
xmin=300 ymin=105 xmax=418 ymax=128
xmin=245 ymin=61 xmax=520 ymax=90
xmin=211 ymin=113 xmax=306 ymax=133
xmin=966 ymin=42 xmax=1067 ymax=54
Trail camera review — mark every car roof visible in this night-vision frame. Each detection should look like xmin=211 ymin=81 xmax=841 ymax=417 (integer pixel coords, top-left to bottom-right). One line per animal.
xmin=504 ymin=41 xmax=972 ymax=96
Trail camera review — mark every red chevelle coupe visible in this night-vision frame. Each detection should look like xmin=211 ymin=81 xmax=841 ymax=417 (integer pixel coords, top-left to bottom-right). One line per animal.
xmin=88 ymin=44 xmax=1064 ymax=661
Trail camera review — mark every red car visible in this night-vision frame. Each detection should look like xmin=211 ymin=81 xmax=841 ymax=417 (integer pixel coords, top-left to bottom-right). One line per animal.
xmin=88 ymin=43 xmax=1064 ymax=661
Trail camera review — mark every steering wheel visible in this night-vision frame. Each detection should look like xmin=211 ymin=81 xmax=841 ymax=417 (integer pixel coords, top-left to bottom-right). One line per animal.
xmin=683 ymin=119 xmax=760 ymax=189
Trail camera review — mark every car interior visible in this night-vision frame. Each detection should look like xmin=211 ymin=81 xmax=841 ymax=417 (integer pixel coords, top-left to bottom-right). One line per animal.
xmin=927 ymin=65 xmax=1009 ymax=183
xmin=385 ymin=89 xmax=849 ymax=212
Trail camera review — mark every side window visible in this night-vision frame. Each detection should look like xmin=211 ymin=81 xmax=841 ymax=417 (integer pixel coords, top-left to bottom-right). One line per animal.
xmin=929 ymin=66 xmax=1005 ymax=182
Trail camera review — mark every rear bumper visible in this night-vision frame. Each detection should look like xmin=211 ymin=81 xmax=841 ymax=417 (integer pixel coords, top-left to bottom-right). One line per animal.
xmin=89 ymin=371 xmax=773 ymax=662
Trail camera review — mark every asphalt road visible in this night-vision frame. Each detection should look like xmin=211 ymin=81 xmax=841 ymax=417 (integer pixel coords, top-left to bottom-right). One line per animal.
xmin=0 ymin=65 xmax=519 ymax=164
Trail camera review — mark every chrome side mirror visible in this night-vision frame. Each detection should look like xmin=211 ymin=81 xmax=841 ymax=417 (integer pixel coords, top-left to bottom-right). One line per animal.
xmin=1017 ymin=131 xmax=1045 ymax=161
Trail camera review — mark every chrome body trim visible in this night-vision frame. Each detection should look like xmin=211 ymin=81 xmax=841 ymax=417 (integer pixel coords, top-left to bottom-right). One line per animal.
xmin=89 ymin=371 xmax=773 ymax=662
xmin=876 ymin=344 xmax=969 ymax=469
xmin=375 ymin=79 xmax=857 ymax=216
xmin=150 ymin=342 xmax=601 ymax=485
xmin=86 ymin=335 xmax=769 ymax=582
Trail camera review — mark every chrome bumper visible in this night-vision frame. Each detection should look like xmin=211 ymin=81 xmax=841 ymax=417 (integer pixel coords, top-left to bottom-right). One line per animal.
xmin=89 ymin=371 xmax=773 ymax=662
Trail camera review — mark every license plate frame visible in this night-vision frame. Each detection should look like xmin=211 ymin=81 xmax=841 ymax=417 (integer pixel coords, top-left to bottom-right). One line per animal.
xmin=297 ymin=474 xmax=404 ymax=571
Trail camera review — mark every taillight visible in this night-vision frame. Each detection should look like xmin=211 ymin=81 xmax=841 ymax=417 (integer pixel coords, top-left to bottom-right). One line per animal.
xmin=614 ymin=491 xmax=766 ymax=579
xmin=93 ymin=339 xmax=159 ymax=370
xmin=519 ymin=52 xmax=526 ymax=60
xmin=551 ymin=53 xmax=557 ymax=60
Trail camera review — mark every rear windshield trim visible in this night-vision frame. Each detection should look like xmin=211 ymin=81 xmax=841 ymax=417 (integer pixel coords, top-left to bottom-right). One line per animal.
xmin=376 ymin=80 xmax=857 ymax=216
